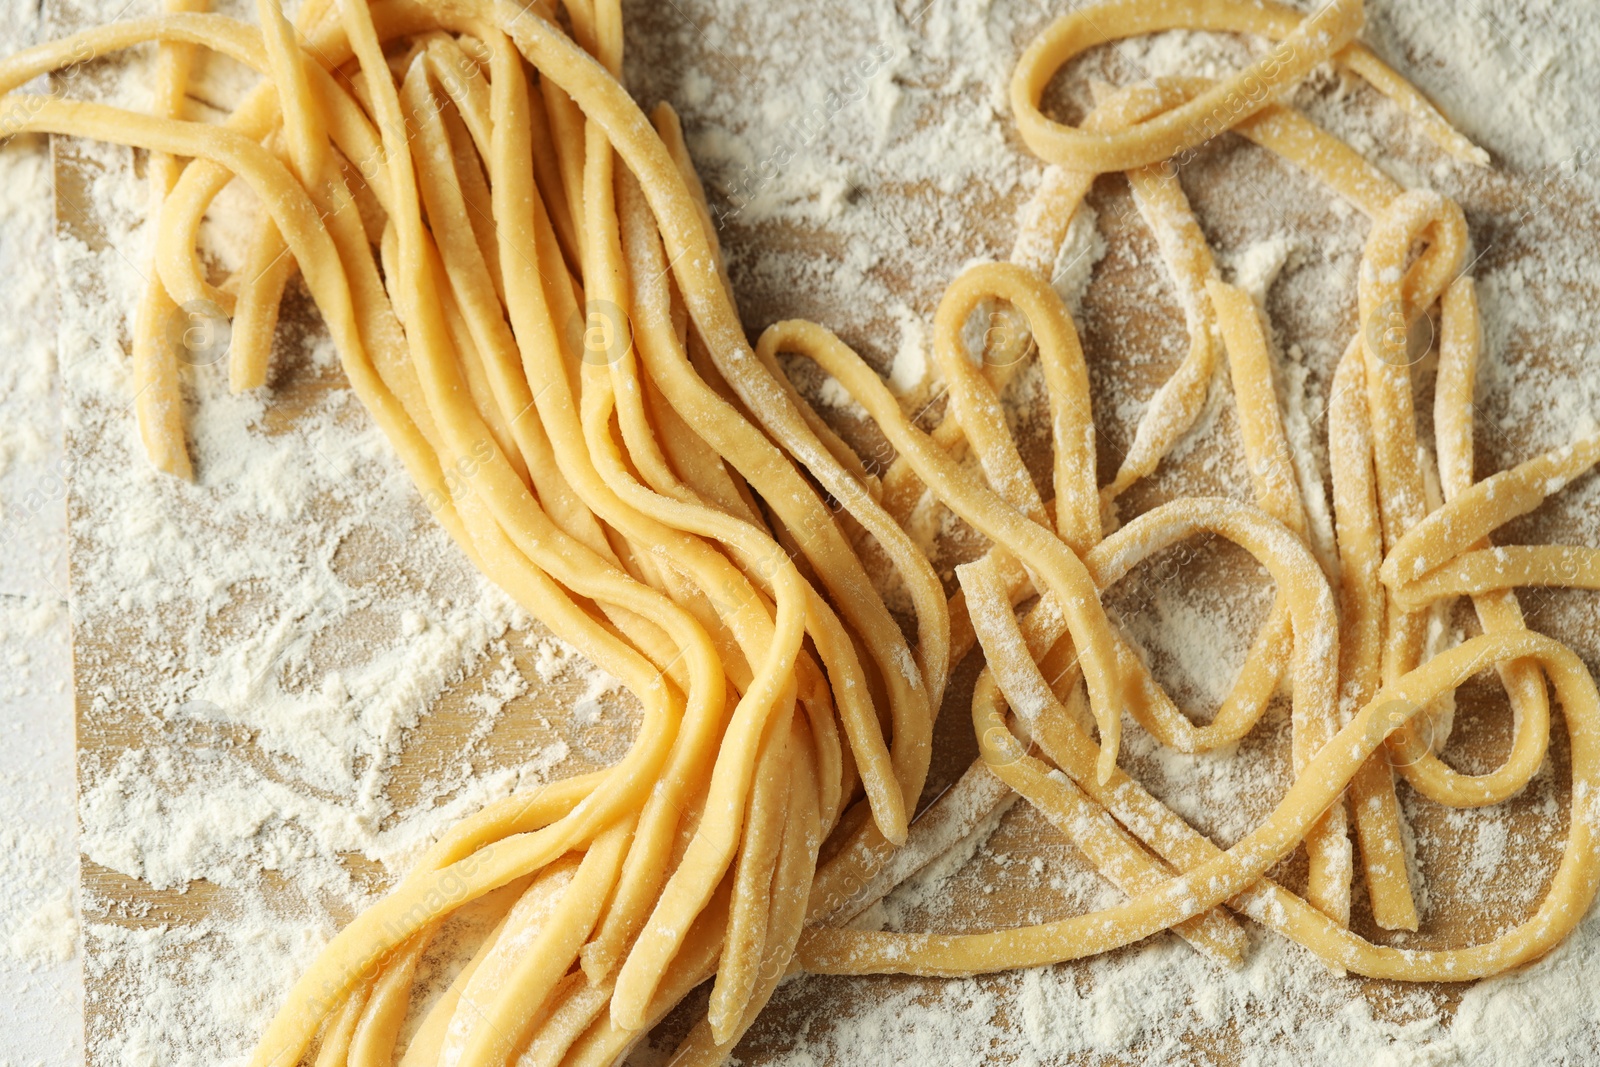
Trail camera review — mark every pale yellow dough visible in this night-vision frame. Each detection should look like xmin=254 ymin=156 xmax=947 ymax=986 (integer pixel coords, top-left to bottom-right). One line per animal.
xmin=5 ymin=0 xmax=1600 ymax=1064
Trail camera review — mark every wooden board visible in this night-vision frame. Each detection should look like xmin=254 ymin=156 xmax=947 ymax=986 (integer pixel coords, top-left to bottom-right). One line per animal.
xmin=57 ymin=1 xmax=1600 ymax=1063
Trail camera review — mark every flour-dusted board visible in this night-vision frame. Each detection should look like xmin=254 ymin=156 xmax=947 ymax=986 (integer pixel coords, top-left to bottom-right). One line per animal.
xmin=55 ymin=0 xmax=1600 ymax=1063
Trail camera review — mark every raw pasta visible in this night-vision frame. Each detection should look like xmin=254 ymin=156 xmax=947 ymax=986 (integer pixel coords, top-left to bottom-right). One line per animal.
xmin=4 ymin=0 xmax=1600 ymax=1063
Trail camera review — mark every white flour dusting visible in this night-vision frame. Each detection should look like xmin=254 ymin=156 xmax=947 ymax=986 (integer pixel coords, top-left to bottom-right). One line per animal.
xmin=0 ymin=0 xmax=84 ymax=1054
xmin=6 ymin=0 xmax=1600 ymax=1064
xmin=42 ymin=25 xmax=622 ymax=1060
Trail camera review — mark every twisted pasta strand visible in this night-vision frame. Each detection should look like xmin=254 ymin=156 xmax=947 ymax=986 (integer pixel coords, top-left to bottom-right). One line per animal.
xmin=7 ymin=0 xmax=1600 ymax=1064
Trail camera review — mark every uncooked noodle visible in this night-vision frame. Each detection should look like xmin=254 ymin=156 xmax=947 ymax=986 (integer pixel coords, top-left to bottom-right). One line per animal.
xmin=3 ymin=0 xmax=1600 ymax=1063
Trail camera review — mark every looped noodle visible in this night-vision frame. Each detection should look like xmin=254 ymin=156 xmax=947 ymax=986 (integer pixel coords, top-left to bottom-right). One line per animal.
xmin=6 ymin=0 xmax=1599 ymax=1063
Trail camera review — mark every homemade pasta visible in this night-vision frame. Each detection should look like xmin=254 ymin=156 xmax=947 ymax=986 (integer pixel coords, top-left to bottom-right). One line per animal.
xmin=5 ymin=0 xmax=1600 ymax=1063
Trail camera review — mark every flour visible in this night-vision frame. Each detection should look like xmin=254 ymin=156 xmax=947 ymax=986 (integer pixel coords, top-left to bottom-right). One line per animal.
xmin=1 ymin=820 xmax=78 ymax=967
xmin=7 ymin=0 xmax=1600 ymax=1064
xmin=36 ymin=10 xmax=615 ymax=1064
xmin=875 ymin=786 xmax=1017 ymax=934
xmin=0 ymin=12 xmax=83 ymax=1067
xmin=1047 ymin=202 xmax=1107 ymax=315
xmin=1220 ymin=233 xmax=1302 ymax=304
xmin=1365 ymin=0 xmax=1600 ymax=175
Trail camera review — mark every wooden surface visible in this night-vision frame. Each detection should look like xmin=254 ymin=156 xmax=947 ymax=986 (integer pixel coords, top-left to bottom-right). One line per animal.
xmin=56 ymin=1 xmax=1600 ymax=1063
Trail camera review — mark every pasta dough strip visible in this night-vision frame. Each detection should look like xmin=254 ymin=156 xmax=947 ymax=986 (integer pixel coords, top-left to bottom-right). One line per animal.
xmin=1010 ymin=0 xmax=1480 ymax=174
xmin=960 ymin=552 xmax=1248 ymax=964
xmin=799 ymin=630 xmax=1600 ymax=978
xmin=1380 ymin=278 xmax=1551 ymax=806
xmin=7 ymin=2 xmax=1595 ymax=1063
xmin=130 ymin=0 xmax=210 ymax=480
xmin=1329 ymin=339 xmax=1418 ymax=929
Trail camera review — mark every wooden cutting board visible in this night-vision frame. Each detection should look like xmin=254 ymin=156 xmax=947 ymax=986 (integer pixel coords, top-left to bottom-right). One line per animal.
xmin=56 ymin=0 xmax=1600 ymax=1062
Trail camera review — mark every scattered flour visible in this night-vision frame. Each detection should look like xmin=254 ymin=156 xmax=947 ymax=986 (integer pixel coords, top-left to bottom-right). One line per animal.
xmin=5 ymin=0 xmax=1600 ymax=1064
xmin=0 ymin=1 xmax=83 ymax=1058
xmin=29 ymin=6 xmax=621 ymax=1064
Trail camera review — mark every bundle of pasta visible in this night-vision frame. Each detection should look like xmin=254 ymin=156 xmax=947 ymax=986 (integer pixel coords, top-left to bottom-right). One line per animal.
xmin=2 ymin=0 xmax=952 ymax=1061
xmin=11 ymin=0 xmax=1600 ymax=1062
